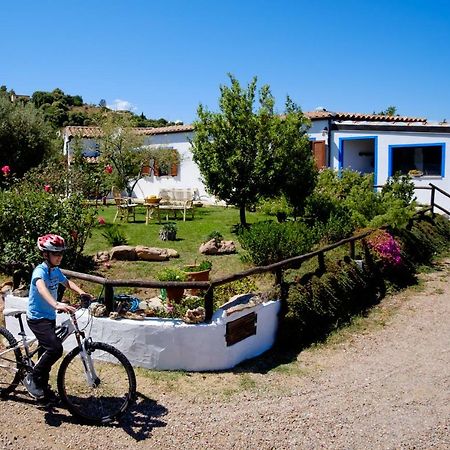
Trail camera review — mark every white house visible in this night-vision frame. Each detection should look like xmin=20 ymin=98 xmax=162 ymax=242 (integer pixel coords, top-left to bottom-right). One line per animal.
xmin=63 ymin=110 xmax=450 ymax=210
xmin=306 ymin=110 xmax=450 ymax=210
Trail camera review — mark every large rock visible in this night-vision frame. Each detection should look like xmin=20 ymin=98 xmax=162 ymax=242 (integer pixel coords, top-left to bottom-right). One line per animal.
xmin=199 ymin=239 xmax=219 ymax=255
xmin=199 ymin=239 xmax=236 ymax=255
xmin=217 ymin=240 xmax=236 ymax=254
xmin=110 ymin=245 xmax=137 ymax=261
xmin=135 ymin=246 xmax=169 ymax=261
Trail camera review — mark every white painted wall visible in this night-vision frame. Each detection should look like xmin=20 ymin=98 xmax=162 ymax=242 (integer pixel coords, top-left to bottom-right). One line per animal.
xmin=133 ymin=131 xmax=209 ymax=199
xmin=4 ymin=295 xmax=281 ymax=371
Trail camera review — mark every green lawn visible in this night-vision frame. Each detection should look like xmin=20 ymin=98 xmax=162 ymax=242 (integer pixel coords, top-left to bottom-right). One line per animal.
xmin=84 ymin=204 xmax=271 ymax=284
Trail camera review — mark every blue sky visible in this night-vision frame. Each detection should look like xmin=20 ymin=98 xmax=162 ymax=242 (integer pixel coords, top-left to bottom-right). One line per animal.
xmin=2 ymin=0 xmax=450 ymax=124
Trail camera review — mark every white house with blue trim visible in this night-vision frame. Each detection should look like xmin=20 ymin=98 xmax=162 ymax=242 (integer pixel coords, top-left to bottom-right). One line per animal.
xmin=306 ymin=110 xmax=450 ymax=210
xmin=63 ymin=110 xmax=450 ymax=210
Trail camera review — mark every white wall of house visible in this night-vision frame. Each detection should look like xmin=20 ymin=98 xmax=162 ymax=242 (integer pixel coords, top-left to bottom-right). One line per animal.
xmin=133 ymin=131 xmax=210 ymax=199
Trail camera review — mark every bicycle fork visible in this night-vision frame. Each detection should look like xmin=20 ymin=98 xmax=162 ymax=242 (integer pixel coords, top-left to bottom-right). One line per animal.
xmin=78 ymin=339 xmax=100 ymax=388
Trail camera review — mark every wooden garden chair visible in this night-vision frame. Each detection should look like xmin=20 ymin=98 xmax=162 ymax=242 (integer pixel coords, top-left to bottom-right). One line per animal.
xmin=112 ymin=186 xmax=138 ymax=222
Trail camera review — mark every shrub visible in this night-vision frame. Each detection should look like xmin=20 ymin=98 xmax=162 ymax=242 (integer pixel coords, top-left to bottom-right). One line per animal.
xmin=156 ymin=267 xmax=187 ymax=282
xmin=205 ymin=230 xmax=223 ymax=245
xmin=283 ymin=258 xmax=379 ymax=344
xmin=214 ymin=277 xmax=259 ymax=307
xmin=257 ymin=195 xmax=293 ymax=222
xmin=159 ymin=223 xmax=177 ymax=241
xmin=238 ymin=220 xmax=315 ymax=266
xmin=184 ymin=260 xmax=212 ymax=272
xmin=101 ymin=224 xmax=128 ymax=247
xmin=364 ymin=230 xmax=402 ymax=269
xmin=0 ymin=189 xmax=96 ymax=273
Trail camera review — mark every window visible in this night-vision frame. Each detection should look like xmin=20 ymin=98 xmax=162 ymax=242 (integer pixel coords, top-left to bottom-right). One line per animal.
xmin=390 ymin=144 xmax=444 ymax=177
xmin=141 ymin=147 xmax=180 ymax=177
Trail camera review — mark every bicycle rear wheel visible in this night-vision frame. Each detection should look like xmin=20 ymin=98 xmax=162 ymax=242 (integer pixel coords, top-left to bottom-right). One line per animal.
xmin=57 ymin=342 xmax=136 ymax=424
xmin=0 ymin=327 xmax=22 ymax=397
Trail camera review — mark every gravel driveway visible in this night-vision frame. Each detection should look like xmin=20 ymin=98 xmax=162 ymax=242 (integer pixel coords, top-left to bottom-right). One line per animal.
xmin=1 ymin=260 xmax=449 ymax=449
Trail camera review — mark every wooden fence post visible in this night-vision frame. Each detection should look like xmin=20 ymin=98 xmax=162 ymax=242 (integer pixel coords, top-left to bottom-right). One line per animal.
xmin=430 ymin=185 xmax=435 ymax=218
xmin=318 ymin=252 xmax=326 ymax=272
xmin=104 ymin=284 xmax=114 ymax=312
xmin=349 ymin=240 xmax=355 ymax=259
xmin=204 ymin=287 xmax=214 ymax=322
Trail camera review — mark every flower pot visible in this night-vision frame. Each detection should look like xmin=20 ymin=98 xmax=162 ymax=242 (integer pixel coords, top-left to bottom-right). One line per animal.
xmin=184 ymin=267 xmax=211 ymax=295
xmin=162 ymin=287 xmax=185 ymax=304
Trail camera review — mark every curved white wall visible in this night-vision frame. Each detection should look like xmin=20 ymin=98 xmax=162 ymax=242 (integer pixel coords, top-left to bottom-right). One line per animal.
xmin=4 ymin=295 xmax=280 ymax=371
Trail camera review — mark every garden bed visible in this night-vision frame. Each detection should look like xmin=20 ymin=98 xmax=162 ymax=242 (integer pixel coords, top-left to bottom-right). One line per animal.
xmin=4 ymin=293 xmax=280 ymax=371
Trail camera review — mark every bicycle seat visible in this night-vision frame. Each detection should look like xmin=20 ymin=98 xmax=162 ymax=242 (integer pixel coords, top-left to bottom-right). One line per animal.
xmin=3 ymin=308 xmax=27 ymax=317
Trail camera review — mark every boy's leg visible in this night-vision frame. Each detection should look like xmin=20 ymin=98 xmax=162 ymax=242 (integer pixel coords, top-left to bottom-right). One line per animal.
xmin=27 ymin=319 xmax=63 ymax=390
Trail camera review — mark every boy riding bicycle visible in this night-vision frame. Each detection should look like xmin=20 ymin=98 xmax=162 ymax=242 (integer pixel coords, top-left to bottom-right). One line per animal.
xmin=25 ymin=234 xmax=92 ymax=403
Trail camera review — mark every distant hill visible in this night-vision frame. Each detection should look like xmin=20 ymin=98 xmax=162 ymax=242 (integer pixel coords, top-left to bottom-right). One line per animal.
xmin=1 ymin=85 xmax=179 ymax=129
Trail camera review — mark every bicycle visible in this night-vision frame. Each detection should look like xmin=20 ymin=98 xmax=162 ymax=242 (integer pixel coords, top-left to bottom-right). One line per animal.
xmin=0 ymin=295 xmax=137 ymax=424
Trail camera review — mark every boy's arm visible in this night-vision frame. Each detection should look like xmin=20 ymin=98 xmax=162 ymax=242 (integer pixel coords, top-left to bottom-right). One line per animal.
xmin=36 ymin=278 xmax=76 ymax=313
xmin=64 ymin=279 xmax=88 ymax=297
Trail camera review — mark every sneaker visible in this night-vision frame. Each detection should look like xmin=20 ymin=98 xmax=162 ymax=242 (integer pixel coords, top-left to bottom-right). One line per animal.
xmin=23 ymin=374 xmax=44 ymax=399
xmin=38 ymin=388 xmax=60 ymax=406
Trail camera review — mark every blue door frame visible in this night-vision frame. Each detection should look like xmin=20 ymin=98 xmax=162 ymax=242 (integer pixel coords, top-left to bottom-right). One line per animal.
xmin=338 ymin=136 xmax=378 ymax=184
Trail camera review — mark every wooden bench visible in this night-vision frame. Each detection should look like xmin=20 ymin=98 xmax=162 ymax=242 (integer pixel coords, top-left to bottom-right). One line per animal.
xmin=158 ymin=188 xmax=195 ymax=221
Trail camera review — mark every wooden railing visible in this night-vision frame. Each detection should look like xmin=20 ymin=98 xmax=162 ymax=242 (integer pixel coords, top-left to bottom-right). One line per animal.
xmin=63 ymin=183 xmax=450 ymax=322
xmin=63 ymin=229 xmax=373 ymax=322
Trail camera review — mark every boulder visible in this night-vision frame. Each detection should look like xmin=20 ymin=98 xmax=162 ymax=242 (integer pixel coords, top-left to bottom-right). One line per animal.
xmin=166 ymin=248 xmax=180 ymax=258
xmin=199 ymin=239 xmax=236 ymax=255
xmin=110 ymin=245 xmax=137 ymax=261
xmin=217 ymin=240 xmax=236 ymax=254
xmin=94 ymin=251 xmax=110 ymax=263
xmin=135 ymin=246 xmax=169 ymax=261
xmin=199 ymin=239 xmax=219 ymax=255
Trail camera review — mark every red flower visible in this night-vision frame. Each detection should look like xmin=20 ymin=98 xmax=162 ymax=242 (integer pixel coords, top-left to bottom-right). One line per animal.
xmin=98 ymin=216 xmax=106 ymax=225
xmin=104 ymin=164 xmax=113 ymax=174
xmin=1 ymin=165 xmax=10 ymax=176
xmin=44 ymin=184 xmax=52 ymax=192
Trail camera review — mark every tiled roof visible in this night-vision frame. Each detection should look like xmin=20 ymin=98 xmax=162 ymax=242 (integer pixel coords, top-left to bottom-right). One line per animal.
xmin=65 ymin=124 xmax=194 ymax=138
xmin=65 ymin=112 xmax=427 ymax=139
xmin=304 ymin=110 xmax=426 ymax=123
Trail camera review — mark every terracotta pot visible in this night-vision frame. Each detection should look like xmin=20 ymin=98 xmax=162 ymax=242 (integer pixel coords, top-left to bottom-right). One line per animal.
xmin=184 ymin=267 xmax=210 ymax=295
xmin=164 ymin=287 xmax=185 ymax=303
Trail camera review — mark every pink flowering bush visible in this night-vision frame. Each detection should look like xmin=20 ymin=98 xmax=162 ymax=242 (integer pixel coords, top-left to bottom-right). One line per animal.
xmin=1 ymin=165 xmax=11 ymax=176
xmin=365 ymin=230 xmax=402 ymax=268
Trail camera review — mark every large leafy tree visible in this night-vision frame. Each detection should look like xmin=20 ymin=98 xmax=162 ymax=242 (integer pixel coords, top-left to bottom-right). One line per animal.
xmin=191 ymin=75 xmax=317 ymax=225
xmin=0 ymin=95 xmax=54 ymax=185
xmin=99 ymin=116 xmax=145 ymax=197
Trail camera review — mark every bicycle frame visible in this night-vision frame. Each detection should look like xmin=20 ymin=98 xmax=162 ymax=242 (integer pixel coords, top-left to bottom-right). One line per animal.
xmin=1 ymin=309 xmax=99 ymax=385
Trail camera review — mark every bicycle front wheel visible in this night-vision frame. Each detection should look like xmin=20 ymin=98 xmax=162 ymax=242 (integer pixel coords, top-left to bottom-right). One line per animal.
xmin=0 ymin=327 xmax=22 ymax=397
xmin=57 ymin=342 xmax=136 ymax=424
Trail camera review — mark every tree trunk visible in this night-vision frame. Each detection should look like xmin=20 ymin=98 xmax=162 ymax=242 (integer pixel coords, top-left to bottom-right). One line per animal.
xmin=239 ymin=205 xmax=247 ymax=227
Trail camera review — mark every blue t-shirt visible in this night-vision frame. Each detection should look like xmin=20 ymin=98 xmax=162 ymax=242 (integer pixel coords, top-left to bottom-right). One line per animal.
xmin=27 ymin=262 xmax=68 ymax=320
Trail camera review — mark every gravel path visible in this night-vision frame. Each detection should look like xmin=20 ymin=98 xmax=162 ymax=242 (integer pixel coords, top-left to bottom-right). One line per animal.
xmin=1 ymin=261 xmax=449 ymax=449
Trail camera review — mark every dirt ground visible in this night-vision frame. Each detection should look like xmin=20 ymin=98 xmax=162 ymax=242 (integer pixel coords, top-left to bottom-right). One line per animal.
xmin=0 ymin=260 xmax=449 ymax=449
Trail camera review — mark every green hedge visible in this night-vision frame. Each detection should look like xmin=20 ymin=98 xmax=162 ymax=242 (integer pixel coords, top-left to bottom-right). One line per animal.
xmin=280 ymin=214 xmax=450 ymax=346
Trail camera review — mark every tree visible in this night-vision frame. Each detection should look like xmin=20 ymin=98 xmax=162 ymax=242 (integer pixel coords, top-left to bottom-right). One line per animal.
xmin=377 ymin=106 xmax=397 ymax=116
xmin=99 ymin=99 xmax=107 ymax=108
xmin=191 ymin=75 xmax=317 ymax=226
xmin=0 ymin=96 xmax=54 ymax=184
xmin=99 ymin=116 xmax=145 ymax=197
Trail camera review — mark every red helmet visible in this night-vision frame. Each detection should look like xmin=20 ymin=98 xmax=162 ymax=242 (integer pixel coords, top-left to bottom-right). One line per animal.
xmin=37 ymin=234 xmax=67 ymax=252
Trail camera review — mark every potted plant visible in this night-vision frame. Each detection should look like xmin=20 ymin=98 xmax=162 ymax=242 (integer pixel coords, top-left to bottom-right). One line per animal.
xmin=157 ymin=267 xmax=187 ymax=303
xmin=408 ymin=169 xmax=423 ymax=178
xmin=183 ymin=260 xmax=212 ymax=295
xmin=159 ymin=222 xmax=177 ymax=241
